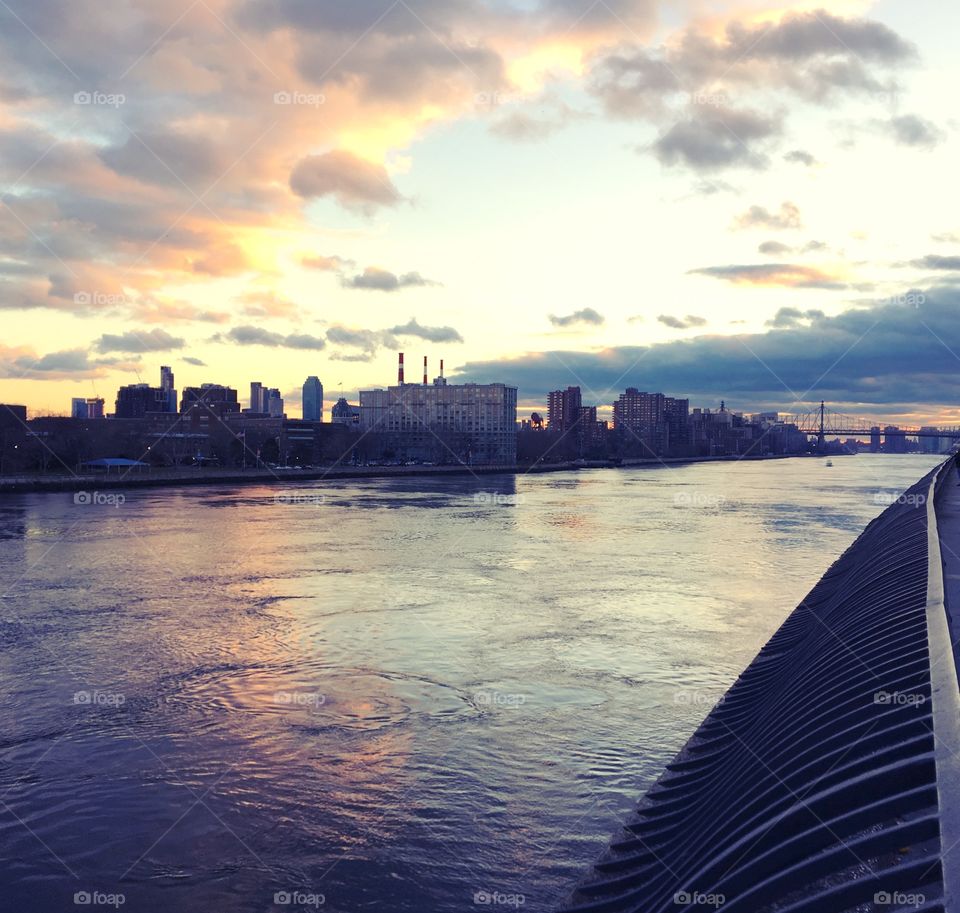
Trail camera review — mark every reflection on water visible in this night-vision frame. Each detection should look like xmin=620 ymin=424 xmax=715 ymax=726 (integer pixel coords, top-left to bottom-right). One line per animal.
xmin=0 ymin=454 xmax=943 ymax=912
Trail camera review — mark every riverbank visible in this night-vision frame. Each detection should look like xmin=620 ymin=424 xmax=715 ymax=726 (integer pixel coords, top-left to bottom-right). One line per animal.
xmin=0 ymin=452 xmax=822 ymax=494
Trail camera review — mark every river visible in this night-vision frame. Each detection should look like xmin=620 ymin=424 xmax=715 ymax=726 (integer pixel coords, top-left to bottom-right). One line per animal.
xmin=0 ymin=453 xmax=944 ymax=912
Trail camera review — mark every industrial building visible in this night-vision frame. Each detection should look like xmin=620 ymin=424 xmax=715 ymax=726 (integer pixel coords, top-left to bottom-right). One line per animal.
xmin=360 ymin=355 xmax=517 ymax=465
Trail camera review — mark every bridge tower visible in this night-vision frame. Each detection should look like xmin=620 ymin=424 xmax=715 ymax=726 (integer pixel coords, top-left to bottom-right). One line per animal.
xmin=818 ymin=400 xmax=826 ymax=453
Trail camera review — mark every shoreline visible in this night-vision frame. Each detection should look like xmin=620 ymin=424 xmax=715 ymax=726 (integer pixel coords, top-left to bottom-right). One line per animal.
xmin=0 ymin=452 xmax=829 ymax=495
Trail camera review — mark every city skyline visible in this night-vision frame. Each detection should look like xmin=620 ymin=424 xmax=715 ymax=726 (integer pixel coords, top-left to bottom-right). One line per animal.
xmin=1 ymin=2 xmax=959 ymax=423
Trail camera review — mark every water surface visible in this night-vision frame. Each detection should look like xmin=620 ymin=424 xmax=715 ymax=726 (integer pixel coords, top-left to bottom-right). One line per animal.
xmin=0 ymin=454 xmax=943 ymax=912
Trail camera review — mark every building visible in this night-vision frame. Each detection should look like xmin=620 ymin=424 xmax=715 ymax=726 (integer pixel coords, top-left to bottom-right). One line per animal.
xmin=547 ymin=386 xmax=582 ymax=433
xmin=360 ymin=357 xmax=517 ymax=464
xmin=265 ymin=388 xmax=284 ymax=418
xmin=331 ymin=398 xmax=360 ymax=425
xmin=180 ymin=384 xmax=241 ymax=418
xmin=160 ymin=366 xmax=177 ymax=412
xmin=71 ymin=397 xmax=105 ymax=419
xmin=115 ymin=383 xmax=172 ymax=418
xmin=613 ymin=389 xmax=689 ymax=455
xmin=884 ymin=425 xmax=907 ymax=454
xmin=302 ymin=376 xmax=323 ymax=421
xmin=0 ymin=404 xmax=27 ymax=431
xmin=249 ymin=381 xmax=264 ymax=413
xmin=870 ymin=426 xmax=882 ymax=453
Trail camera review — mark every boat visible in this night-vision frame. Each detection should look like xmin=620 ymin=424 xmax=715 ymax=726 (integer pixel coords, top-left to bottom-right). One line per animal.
xmin=825 ymin=459 xmax=834 ymax=467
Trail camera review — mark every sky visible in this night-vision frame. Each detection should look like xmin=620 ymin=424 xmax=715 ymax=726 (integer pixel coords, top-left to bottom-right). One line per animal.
xmin=1 ymin=0 xmax=959 ymax=423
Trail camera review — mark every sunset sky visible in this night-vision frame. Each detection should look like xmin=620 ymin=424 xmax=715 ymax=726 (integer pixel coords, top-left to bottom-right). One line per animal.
xmin=1 ymin=0 xmax=959 ymax=422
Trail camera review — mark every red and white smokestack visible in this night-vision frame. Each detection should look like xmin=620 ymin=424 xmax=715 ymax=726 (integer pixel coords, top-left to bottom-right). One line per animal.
xmin=423 ymin=355 xmax=428 ymax=385
xmin=398 ymin=352 xmax=404 ymax=385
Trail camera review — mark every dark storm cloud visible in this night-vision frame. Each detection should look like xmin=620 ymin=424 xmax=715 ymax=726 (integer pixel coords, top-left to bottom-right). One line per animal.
xmin=453 ymin=288 xmax=960 ymax=409
xmin=96 ymin=329 xmax=185 ymax=353
xmin=341 ymin=267 xmax=439 ymax=291
xmin=548 ymin=308 xmax=605 ymax=327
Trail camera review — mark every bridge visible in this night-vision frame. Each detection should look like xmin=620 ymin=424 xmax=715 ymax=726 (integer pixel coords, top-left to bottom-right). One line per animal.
xmin=782 ymin=403 xmax=960 ymax=442
xmin=562 ymin=455 xmax=960 ymax=912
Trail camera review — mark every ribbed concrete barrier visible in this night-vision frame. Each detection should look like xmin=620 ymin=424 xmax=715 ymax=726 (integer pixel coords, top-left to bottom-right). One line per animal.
xmin=563 ymin=455 xmax=960 ymax=913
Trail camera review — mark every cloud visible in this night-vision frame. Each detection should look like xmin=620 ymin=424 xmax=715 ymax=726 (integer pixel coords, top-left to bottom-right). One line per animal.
xmin=222 ymin=325 xmax=326 ymax=349
xmin=389 ymin=318 xmax=464 ymax=343
xmin=302 ymin=254 xmax=354 ymax=271
xmin=888 ymin=114 xmax=945 ymax=148
xmin=658 ymin=314 xmax=707 ymax=329
xmin=652 ymin=108 xmax=782 ymax=171
xmin=765 ymin=307 xmax=826 ymax=328
xmin=290 ymin=150 xmax=404 ymax=213
xmin=589 ymin=10 xmax=915 ymax=171
xmin=183 ymin=356 xmax=207 ymax=366
xmin=326 ymin=325 xmax=396 ymax=358
xmin=237 ymin=291 xmax=299 ymax=319
xmin=758 ymin=240 xmax=793 ymax=256
xmin=96 ymin=328 xmax=185 ymax=353
xmin=783 ymin=149 xmax=817 ymax=166
xmin=453 ymin=288 xmax=960 ymax=410
xmin=734 ymin=202 xmax=802 ymax=231
xmin=689 ymin=263 xmax=846 ymax=289
xmin=341 ymin=267 xmax=440 ymax=291
xmin=0 ymin=345 xmax=109 ymax=380
xmin=548 ymin=307 xmax=605 ymax=327
xmin=910 ymin=254 xmax=960 ymax=271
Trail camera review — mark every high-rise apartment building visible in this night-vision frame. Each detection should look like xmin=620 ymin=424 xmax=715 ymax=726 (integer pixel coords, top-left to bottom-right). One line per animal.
xmin=302 ymin=376 xmax=323 ymax=421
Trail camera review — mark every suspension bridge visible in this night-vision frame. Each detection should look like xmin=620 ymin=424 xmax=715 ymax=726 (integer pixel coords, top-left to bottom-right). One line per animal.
xmin=781 ymin=402 xmax=960 ymax=448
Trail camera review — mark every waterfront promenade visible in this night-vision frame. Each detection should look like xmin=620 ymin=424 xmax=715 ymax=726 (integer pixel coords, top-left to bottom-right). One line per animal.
xmin=0 ymin=452 xmax=807 ymax=495
xmin=563 ymin=455 xmax=960 ymax=913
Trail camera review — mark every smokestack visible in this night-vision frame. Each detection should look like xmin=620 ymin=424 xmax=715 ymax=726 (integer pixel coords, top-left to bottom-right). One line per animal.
xmin=398 ymin=352 xmax=404 ymax=385
xmin=440 ymin=359 xmax=444 ymax=378
xmin=423 ymin=355 xmax=428 ymax=385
